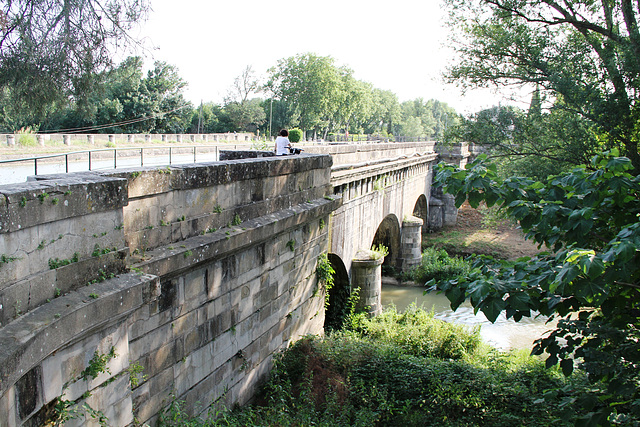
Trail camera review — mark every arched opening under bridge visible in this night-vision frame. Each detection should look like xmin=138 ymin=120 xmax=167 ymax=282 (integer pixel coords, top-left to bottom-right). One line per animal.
xmin=324 ymin=253 xmax=350 ymax=331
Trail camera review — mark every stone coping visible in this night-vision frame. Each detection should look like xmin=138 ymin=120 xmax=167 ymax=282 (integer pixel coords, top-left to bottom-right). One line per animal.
xmin=330 ymin=153 xmax=438 ymax=186
xmin=133 ymin=195 xmax=342 ymax=279
xmin=352 ymin=250 xmax=385 ymax=268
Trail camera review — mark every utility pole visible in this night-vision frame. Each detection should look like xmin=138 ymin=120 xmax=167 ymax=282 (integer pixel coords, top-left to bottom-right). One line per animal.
xmin=269 ymin=98 xmax=273 ymax=138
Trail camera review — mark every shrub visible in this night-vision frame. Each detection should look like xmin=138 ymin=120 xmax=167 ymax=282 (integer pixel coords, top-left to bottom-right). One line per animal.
xmin=405 ymin=247 xmax=472 ymax=284
xmin=288 ymin=128 xmax=303 ymax=143
xmin=16 ymin=126 xmax=38 ymax=147
xmin=353 ymin=304 xmax=482 ymax=360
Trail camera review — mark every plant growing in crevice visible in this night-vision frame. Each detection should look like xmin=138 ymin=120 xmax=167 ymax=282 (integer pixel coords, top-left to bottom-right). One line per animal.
xmin=370 ymin=244 xmax=389 ymax=260
xmin=286 ymin=239 xmax=296 ymax=252
xmin=231 ymin=213 xmax=242 ymax=226
xmin=49 ymin=347 xmax=118 ymax=426
xmin=127 ymin=361 xmax=147 ymax=388
xmin=80 ymin=347 xmax=117 ymax=381
xmin=316 ymin=253 xmax=336 ymax=309
xmin=13 ymin=300 xmax=22 ymax=318
xmin=48 ymin=252 xmax=79 ymax=269
xmin=38 ymin=192 xmax=49 ymax=203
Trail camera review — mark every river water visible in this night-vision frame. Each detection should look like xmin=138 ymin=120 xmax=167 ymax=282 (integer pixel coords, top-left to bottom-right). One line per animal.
xmin=381 ymin=284 xmax=554 ymax=351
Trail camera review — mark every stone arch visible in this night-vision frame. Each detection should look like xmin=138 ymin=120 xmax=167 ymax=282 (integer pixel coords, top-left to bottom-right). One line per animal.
xmin=413 ymin=194 xmax=428 ymax=234
xmin=324 ymin=253 xmax=350 ymax=331
xmin=371 ymin=214 xmax=401 ymax=272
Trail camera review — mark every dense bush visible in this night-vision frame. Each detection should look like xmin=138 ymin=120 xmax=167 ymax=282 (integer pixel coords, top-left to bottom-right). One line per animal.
xmin=351 ymin=304 xmax=481 ymax=359
xmin=158 ymin=306 xmax=584 ymax=426
xmin=404 ymin=247 xmax=472 ymax=284
xmin=288 ymin=127 xmax=303 ymax=142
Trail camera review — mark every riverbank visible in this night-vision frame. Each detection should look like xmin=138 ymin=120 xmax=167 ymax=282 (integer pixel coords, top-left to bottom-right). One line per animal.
xmin=424 ymin=202 xmax=544 ymax=260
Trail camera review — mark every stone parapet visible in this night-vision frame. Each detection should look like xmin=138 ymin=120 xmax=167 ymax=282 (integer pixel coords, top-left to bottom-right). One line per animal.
xmin=0 ymin=153 xmax=340 ymax=426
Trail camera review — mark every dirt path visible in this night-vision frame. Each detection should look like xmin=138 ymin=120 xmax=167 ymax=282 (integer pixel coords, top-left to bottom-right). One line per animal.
xmin=424 ymin=203 xmax=544 ymax=260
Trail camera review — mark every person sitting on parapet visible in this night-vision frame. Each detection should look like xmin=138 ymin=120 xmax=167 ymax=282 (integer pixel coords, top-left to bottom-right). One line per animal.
xmin=274 ymin=129 xmax=291 ymax=156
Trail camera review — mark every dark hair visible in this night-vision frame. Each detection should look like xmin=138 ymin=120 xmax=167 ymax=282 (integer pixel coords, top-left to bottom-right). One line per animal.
xmin=279 ymin=129 xmax=289 ymax=137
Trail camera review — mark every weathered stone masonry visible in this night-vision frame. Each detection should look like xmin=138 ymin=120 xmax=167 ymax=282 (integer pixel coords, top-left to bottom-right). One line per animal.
xmin=0 ymin=153 xmax=339 ymax=426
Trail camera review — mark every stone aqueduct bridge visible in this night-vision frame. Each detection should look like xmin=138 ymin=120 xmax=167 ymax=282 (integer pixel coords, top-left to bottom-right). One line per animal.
xmin=0 ymin=142 xmax=472 ymax=426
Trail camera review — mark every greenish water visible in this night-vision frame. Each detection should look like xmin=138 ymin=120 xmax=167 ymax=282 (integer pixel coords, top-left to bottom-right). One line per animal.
xmin=381 ymin=284 xmax=554 ymax=350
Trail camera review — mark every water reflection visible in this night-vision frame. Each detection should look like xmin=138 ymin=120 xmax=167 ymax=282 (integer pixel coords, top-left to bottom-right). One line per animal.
xmin=381 ymin=284 xmax=555 ymax=351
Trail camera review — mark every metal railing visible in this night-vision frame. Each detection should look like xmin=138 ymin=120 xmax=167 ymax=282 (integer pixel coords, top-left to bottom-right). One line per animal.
xmin=0 ymin=145 xmax=221 ymax=176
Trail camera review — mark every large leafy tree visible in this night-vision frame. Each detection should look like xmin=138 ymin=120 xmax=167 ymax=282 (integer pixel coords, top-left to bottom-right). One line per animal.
xmin=266 ymin=53 xmax=344 ymax=137
xmin=0 ymin=0 xmax=149 ymax=126
xmin=397 ymin=98 xmax=459 ymax=140
xmin=362 ymin=89 xmax=401 ymax=135
xmin=224 ymin=66 xmax=266 ymax=132
xmin=445 ymin=0 xmax=640 ymax=172
xmin=453 ymin=102 xmax=602 ymax=179
xmin=58 ymin=57 xmax=192 ymax=133
xmin=331 ymin=74 xmax=373 ymax=137
xmin=434 ymin=152 xmax=640 ymax=423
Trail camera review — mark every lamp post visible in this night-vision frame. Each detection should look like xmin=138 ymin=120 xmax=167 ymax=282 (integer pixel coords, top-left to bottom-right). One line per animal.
xmin=269 ymin=98 xmax=273 ymax=138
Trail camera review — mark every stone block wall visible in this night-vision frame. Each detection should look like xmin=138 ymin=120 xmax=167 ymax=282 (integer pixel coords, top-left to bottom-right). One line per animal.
xmin=0 ymin=153 xmax=339 ymax=426
xmin=0 ymin=174 xmax=129 ymax=327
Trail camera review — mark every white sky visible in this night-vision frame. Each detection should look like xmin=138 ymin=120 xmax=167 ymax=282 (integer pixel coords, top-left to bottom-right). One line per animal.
xmin=135 ymin=0 xmax=531 ymax=116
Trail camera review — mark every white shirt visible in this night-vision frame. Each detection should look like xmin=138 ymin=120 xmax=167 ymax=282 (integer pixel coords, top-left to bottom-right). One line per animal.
xmin=275 ymin=136 xmax=290 ymax=155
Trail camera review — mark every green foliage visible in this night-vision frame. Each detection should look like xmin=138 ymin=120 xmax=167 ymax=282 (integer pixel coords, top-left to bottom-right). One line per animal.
xmin=449 ymin=104 xmax=600 ymax=180
xmin=370 ymin=244 xmax=389 ymax=260
xmin=38 ymin=192 xmax=49 ymax=203
xmin=444 ymin=0 xmax=640 ymax=172
xmin=433 ymin=151 xmax=640 ymax=423
xmin=157 ymin=306 xmax=582 ymax=426
xmin=286 ymin=239 xmax=296 ymax=252
xmin=0 ymin=1 xmax=149 ymax=129
xmin=0 ymin=253 xmax=19 ymax=266
xmin=231 ymin=213 xmax=242 ymax=226
xmin=354 ymin=304 xmax=482 ymax=359
xmin=127 ymin=361 xmax=147 ymax=388
xmin=316 ymin=253 xmax=336 ymax=309
xmin=80 ymin=347 xmax=117 ymax=381
xmin=16 ymin=126 xmax=38 ymax=146
xmin=48 ymin=252 xmax=79 ymax=270
xmin=91 ymin=245 xmax=114 ymax=257
xmin=404 ymin=247 xmax=472 ymax=284
xmin=288 ymin=127 xmax=303 ymax=142
xmin=223 ymin=66 xmax=265 ymax=131
xmin=397 ymin=98 xmax=460 ymax=140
